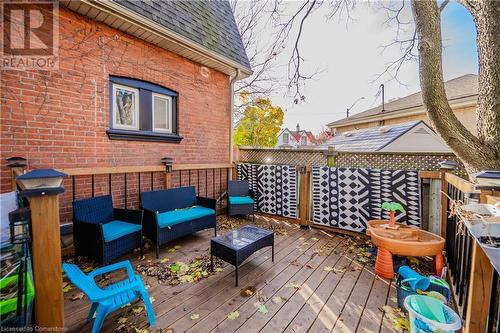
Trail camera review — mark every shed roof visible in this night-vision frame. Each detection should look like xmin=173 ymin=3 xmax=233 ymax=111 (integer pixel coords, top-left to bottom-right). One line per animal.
xmin=319 ymin=121 xmax=422 ymax=152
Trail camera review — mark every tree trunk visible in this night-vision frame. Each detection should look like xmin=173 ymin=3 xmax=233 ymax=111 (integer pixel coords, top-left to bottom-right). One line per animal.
xmin=411 ymin=0 xmax=500 ymax=175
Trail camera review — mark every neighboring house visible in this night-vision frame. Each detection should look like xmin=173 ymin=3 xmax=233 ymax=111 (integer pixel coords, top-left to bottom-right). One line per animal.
xmin=326 ymin=74 xmax=478 ymax=135
xmin=318 ymin=121 xmax=452 ymax=153
xmin=276 ymin=124 xmax=316 ymax=148
xmin=0 ymin=1 xmax=251 ymax=192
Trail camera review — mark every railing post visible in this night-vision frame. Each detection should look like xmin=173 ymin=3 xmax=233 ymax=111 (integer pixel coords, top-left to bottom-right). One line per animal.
xmin=6 ymin=157 xmax=28 ymax=191
xmin=27 ymin=192 xmax=65 ymax=329
xmin=464 ymin=188 xmax=496 ymax=333
xmin=231 ymin=163 xmax=238 ymax=180
xmin=439 ymin=160 xmax=456 ymax=238
xmin=298 ymin=165 xmax=311 ymax=229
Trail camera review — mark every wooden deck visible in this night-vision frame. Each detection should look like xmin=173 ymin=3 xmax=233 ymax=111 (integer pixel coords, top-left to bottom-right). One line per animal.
xmin=63 ymin=217 xmax=400 ymax=333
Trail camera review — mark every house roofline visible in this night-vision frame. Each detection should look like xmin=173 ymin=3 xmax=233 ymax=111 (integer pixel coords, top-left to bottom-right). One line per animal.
xmin=61 ymin=0 xmax=253 ymax=80
xmin=326 ymin=94 xmax=477 ymax=128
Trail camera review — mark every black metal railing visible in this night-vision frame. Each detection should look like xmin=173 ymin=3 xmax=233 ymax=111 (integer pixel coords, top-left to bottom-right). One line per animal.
xmin=445 ymin=182 xmax=477 ymax=319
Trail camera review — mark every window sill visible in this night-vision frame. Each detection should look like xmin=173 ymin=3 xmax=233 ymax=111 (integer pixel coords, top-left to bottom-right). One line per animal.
xmin=106 ymin=128 xmax=183 ymax=143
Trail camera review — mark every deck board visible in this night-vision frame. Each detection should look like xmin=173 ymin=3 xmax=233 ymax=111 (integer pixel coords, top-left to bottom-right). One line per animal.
xmin=63 ymin=218 xmax=400 ymax=333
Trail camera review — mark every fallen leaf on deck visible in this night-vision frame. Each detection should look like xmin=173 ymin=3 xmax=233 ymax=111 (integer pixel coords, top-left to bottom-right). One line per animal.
xmin=255 ymin=303 xmax=268 ymax=314
xmin=324 ymin=266 xmax=334 ymax=272
xmin=179 ymin=275 xmax=194 ymax=283
xmin=167 ymin=248 xmax=177 ymax=253
xmin=299 ymin=237 xmax=305 ymax=241
xmin=333 ymin=267 xmax=347 ymax=274
xmin=160 ymin=258 xmax=169 ymax=263
xmin=62 ymin=284 xmax=72 ymax=293
xmin=311 ymin=237 xmax=319 ymax=241
xmin=116 ymin=317 xmax=127 ymax=324
xmin=190 ymin=313 xmax=200 ymax=320
xmin=227 ymin=311 xmax=240 ymax=320
xmin=306 ymin=264 xmax=314 ymax=269
xmin=150 ymin=296 xmax=155 ymax=303
xmin=240 ymin=286 xmax=256 ymax=297
xmin=287 ymin=283 xmax=301 ymax=290
xmin=71 ymin=292 xmax=84 ymax=301
xmin=174 ymin=245 xmax=181 ymax=249
xmin=131 ymin=306 xmax=144 ymax=315
xmin=271 ymin=296 xmax=286 ymax=304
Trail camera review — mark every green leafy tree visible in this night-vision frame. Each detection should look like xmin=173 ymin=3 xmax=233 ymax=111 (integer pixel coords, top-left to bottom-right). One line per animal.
xmin=234 ymin=98 xmax=284 ymax=147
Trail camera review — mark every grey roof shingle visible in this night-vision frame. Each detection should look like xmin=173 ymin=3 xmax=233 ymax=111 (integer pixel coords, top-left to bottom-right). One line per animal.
xmin=318 ymin=121 xmax=421 ymax=152
xmin=112 ymin=0 xmax=251 ymax=70
xmin=328 ymin=74 xmax=478 ymax=127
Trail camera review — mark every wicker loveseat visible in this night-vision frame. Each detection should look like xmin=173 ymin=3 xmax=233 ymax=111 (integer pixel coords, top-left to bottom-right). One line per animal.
xmin=140 ymin=186 xmax=216 ymax=258
xmin=73 ymin=195 xmax=143 ymax=265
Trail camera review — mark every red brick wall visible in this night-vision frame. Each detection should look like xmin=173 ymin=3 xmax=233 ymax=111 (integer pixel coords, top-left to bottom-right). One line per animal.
xmin=1 ymin=8 xmax=231 ymax=194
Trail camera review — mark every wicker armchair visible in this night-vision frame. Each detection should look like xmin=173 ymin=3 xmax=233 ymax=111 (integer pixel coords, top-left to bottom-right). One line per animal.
xmin=227 ymin=180 xmax=255 ymax=221
xmin=73 ymin=195 xmax=143 ymax=265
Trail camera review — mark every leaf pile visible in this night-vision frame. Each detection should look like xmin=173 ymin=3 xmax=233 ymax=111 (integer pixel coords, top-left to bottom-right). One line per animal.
xmin=380 ymin=305 xmax=410 ymax=331
xmin=136 ymin=255 xmax=223 ymax=285
xmin=216 ymin=214 xmax=295 ymax=236
xmin=345 ymin=236 xmax=376 ymax=266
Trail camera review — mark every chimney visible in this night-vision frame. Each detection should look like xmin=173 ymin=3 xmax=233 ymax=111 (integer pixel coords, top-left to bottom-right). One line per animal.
xmin=296 ymin=123 xmax=300 ymax=132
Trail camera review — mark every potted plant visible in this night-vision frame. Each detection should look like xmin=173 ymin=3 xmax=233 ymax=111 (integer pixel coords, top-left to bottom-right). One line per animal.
xmin=381 ymin=201 xmax=405 ymax=228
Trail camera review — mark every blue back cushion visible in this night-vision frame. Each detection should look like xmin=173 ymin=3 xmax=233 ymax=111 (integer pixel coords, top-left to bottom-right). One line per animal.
xmin=140 ymin=186 xmax=197 ymax=213
xmin=73 ymin=195 xmax=113 ymax=224
xmin=228 ymin=180 xmax=249 ymax=197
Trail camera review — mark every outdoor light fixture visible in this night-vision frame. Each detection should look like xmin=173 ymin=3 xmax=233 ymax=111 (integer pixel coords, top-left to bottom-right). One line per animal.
xmin=16 ymin=169 xmax=67 ymax=197
xmin=475 ymin=171 xmax=500 ymax=190
xmin=438 ymin=160 xmax=458 ymax=170
xmin=161 ymin=157 xmax=174 ymax=172
xmin=6 ymin=157 xmax=27 ymax=168
xmin=8 ymin=207 xmax=31 ymax=244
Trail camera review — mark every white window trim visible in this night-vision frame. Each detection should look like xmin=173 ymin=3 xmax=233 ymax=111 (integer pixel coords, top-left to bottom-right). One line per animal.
xmin=112 ymin=84 xmax=139 ymax=130
xmin=152 ymin=92 xmax=173 ymax=133
xmin=283 ymin=132 xmax=289 ymax=144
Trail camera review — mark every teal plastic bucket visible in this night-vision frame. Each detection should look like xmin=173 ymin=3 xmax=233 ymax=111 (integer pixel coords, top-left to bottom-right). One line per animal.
xmin=404 ymin=295 xmax=462 ymax=333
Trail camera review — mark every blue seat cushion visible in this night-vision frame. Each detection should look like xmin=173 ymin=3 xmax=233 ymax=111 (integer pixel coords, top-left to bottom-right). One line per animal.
xmin=102 ymin=221 xmax=142 ymax=242
xmin=157 ymin=206 xmax=215 ymax=228
xmin=229 ymin=196 xmax=254 ymax=205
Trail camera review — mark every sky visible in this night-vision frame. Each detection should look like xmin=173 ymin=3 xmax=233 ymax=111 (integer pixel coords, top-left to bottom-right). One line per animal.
xmin=262 ymin=1 xmax=479 ymax=133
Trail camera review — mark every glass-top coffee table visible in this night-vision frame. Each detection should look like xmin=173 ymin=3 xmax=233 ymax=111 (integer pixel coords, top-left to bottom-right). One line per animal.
xmin=210 ymin=225 xmax=274 ymax=286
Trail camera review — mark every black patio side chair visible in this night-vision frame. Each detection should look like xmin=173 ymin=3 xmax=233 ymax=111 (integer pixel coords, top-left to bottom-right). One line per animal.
xmin=227 ymin=180 xmax=255 ymax=221
xmin=73 ymin=195 xmax=143 ymax=265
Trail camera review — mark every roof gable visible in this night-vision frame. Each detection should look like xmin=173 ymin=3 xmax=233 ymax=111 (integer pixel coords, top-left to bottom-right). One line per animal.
xmin=327 ymin=74 xmax=478 ymax=127
xmin=112 ymin=0 xmax=251 ymax=70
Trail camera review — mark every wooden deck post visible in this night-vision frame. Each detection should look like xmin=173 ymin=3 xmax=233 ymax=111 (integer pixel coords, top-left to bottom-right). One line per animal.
xmin=298 ymin=165 xmax=311 ymax=229
xmin=231 ymin=163 xmax=238 ymax=180
xmin=164 ymin=170 xmax=172 ymax=188
xmin=439 ymin=168 xmax=450 ymax=239
xmin=464 ymin=189 xmax=496 ymax=333
xmin=28 ymin=193 xmax=65 ymax=329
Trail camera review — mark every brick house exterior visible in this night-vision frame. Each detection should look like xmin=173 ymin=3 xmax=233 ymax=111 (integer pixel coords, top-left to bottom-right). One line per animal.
xmin=1 ymin=2 xmax=251 ymax=193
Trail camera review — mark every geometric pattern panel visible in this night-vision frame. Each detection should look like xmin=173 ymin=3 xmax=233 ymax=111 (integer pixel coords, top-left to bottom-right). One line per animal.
xmin=237 ymin=163 xmax=297 ymax=219
xmin=312 ymin=166 xmax=421 ymax=232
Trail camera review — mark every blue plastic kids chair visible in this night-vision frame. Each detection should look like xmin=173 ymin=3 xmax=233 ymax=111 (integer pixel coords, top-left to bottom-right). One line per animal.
xmin=62 ymin=260 xmax=155 ymax=333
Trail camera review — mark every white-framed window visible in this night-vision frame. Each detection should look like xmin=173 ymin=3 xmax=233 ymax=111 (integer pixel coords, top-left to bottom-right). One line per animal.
xmin=301 ymin=136 xmax=307 ymax=145
xmin=283 ymin=132 xmax=289 ymax=144
xmin=112 ymin=84 xmax=139 ymax=130
xmin=152 ymin=93 xmax=173 ymax=133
